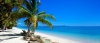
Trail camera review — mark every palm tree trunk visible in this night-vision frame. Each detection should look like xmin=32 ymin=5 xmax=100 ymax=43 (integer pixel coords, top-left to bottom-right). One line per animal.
xmin=2 ymin=23 xmax=6 ymax=32
xmin=0 ymin=21 xmax=2 ymax=29
xmin=27 ymin=22 xmax=31 ymax=37
xmin=5 ymin=24 xmax=6 ymax=30
xmin=32 ymin=27 xmax=35 ymax=34
xmin=27 ymin=25 xmax=30 ymax=36
xmin=28 ymin=25 xmax=30 ymax=33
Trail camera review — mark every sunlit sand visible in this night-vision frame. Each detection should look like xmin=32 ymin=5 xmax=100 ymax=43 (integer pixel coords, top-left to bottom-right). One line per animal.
xmin=0 ymin=27 xmax=82 ymax=43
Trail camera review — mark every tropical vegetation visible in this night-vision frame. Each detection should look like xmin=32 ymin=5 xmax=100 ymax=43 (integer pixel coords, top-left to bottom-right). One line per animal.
xmin=0 ymin=0 xmax=23 ymax=31
xmin=0 ymin=0 xmax=56 ymax=43
xmin=0 ymin=0 xmax=56 ymax=36
xmin=19 ymin=0 xmax=56 ymax=37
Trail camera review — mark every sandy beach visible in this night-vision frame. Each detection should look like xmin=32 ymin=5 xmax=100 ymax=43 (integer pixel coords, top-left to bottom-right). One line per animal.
xmin=0 ymin=27 xmax=82 ymax=43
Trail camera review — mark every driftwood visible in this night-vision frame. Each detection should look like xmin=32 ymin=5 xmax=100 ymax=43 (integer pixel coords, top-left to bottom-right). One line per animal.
xmin=21 ymin=31 xmax=44 ymax=43
xmin=20 ymin=30 xmax=27 ymax=36
xmin=35 ymin=35 xmax=44 ymax=43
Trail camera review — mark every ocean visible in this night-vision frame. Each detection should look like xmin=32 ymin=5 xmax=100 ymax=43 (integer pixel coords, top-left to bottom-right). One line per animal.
xmin=17 ymin=26 xmax=100 ymax=43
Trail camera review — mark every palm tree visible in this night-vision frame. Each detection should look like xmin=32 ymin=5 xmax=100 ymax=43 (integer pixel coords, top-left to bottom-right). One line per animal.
xmin=0 ymin=0 xmax=24 ymax=31
xmin=24 ymin=11 xmax=56 ymax=32
xmin=19 ymin=0 xmax=56 ymax=36
xmin=18 ymin=0 xmax=40 ymax=36
xmin=6 ymin=7 xmax=32 ymax=29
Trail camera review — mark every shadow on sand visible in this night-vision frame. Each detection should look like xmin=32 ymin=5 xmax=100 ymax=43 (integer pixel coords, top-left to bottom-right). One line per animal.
xmin=0 ymin=33 xmax=21 ymax=36
xmin=0 ymin=31 xmax=11 ymax=32
xmin=0 ymin=33 xmax=21 ymax=42
xmin=0 ymin=37 xmax=19 ymax=42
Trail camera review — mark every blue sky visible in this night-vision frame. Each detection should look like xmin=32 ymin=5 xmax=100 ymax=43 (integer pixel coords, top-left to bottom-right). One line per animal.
xmin=18 ymin=0 xmax=100 ymax=26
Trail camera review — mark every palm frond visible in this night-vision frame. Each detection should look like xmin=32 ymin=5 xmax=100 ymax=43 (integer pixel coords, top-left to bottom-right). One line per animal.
xmin=20 ymin=5 xmax=29 ymax=12
xmin=31 ymin=0 xmax=38 ymax=13
xmin=38 ymin=18 xmax=53 ymax=28
xmin=24 ymin=19 xmax=29 ymax=26
xmin=38 ymin=11 xmax=46 ymax=15
xmin=5 ymin=0 xmax=18 ymax=6
xmin=5 ymin=0 xmax=11 ymax=3
xmin=24 ymin=0 xmax=33 ymax=12
xmin=18 ymin=8 xmax=31 ymax=17
xmin=37 ymin=0 xmax=41 ymax=6
xmin=10 ymin=8 xmax=31 ymax=21
xmin=18 ymin=0 xmax=24 ymax=5
xmin=38 ymin=14 xmax=56 ymax=20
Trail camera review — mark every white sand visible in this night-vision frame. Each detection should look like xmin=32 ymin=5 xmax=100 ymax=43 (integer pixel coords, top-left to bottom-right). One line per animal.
xmin=35 ymin=32 xmax=82 ymax=43
xmin=0 ymin=27 xmax=27 ymax=43
xmin=0 ymin=27 xmax=82 ymax=43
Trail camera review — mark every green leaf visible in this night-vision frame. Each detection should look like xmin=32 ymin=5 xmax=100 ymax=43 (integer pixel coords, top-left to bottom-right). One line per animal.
xmin=24 ymin=0 xmax=33 ymax=12
xmin=24 ymin=19 xmax=29 ymax=26
xmin=38 ymin=14 xmax=56 ymax=20
xmin=18 ymin=0 xmax=24 ymax=5
xmin=5 ymin=0 xmax=11 ymax=3
xmin=38 ymin=18 xmax=53 ymax=28
xmin=31 ymin=0 xmax=38 ymax=12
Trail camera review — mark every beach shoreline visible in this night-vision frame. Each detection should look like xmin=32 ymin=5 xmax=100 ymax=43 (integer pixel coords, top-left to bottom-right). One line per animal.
xmin=0 ymin=27 xmax=82 ymax=43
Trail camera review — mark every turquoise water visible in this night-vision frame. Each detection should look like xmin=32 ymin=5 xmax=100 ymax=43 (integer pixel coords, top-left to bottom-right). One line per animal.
xmin=17 ymin=26 xmax=100 ymax=43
